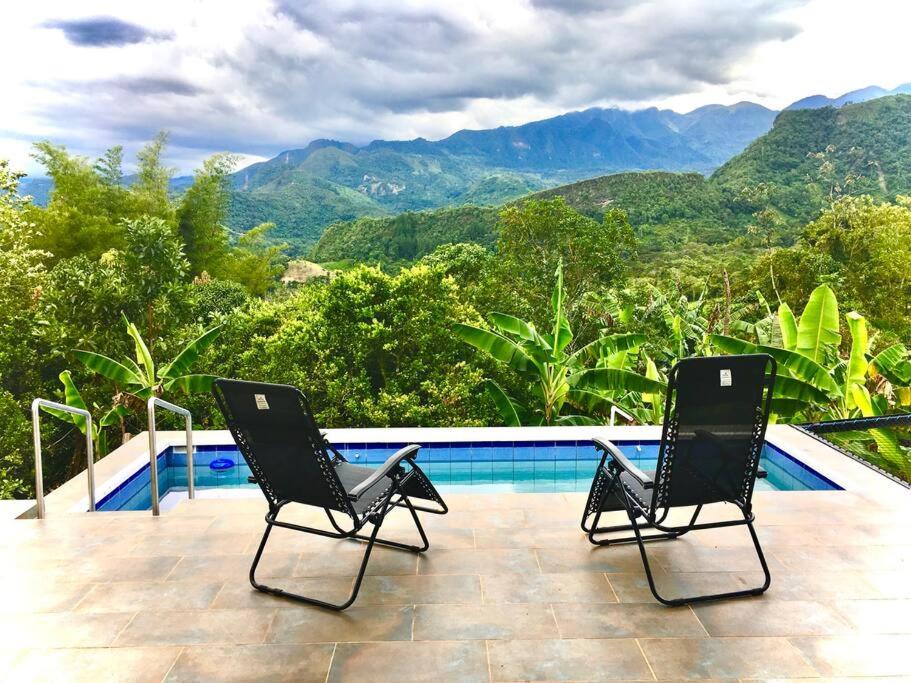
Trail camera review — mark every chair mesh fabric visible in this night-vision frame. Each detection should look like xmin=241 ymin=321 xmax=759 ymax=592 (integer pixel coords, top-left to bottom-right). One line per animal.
xmin=213 ymin=379 xmax=354 ymax=516
xmin=652 ymin=354 xmax=775 ymax=512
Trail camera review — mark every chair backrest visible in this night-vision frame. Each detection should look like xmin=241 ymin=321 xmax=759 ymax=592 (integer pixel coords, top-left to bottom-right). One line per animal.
xmin=213 ymin=379 xmax=354 ymax=516
xmin=651 ymin=354 xmax=776 ymax=512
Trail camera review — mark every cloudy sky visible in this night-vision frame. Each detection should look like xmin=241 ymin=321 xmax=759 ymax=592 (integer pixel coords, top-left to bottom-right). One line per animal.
xmin=2 ymin=0 xmax=909 ymax=175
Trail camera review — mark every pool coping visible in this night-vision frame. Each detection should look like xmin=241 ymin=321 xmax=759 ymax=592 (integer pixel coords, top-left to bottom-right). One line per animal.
xmin=37 ymin=424 xmax=909 ymax=518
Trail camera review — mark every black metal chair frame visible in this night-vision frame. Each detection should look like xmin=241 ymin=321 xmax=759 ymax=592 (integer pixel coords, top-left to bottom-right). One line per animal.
xmin=214 ymin=379 xmax=448 ymax=611
xmin=580 ymin=354 xmax=776 ymax=606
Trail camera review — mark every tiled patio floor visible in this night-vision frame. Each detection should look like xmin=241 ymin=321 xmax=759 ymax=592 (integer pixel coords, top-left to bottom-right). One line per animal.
xmin=2 ymin=484 xmax=910 ymax=682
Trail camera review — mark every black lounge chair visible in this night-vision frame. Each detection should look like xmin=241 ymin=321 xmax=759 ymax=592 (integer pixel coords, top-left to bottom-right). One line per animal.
xmin=581 ymin=354 xmax=776 ymax=606
xmin=213 ymin=379 xmax=448 ymax=610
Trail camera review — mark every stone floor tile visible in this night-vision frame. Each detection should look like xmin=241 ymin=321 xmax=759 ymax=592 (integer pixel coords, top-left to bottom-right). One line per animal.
xmin=482 ymin=572 xmax=617 ymax=604
xmin=167 ymin=643 xmax=335 ymax=682
xmin=76 ymin=581 xmax=223 ymax=613
xmin=268 ymin=605 xmax=414 ymax=643
xmin=169 ymin=552 xmax=298 ymax=581
xmin=650 ymin=543 xmax=785 ymax=573
xmin=488 ymin=638 xmax=653 ymax=681
xmin=358 ymin=574 xmax=482 ymax=604
xmin=418 ymin=548 xmax=539 ymax=575
xmin=788 ymin=635 xmax=911 ymax=677
xmin=0 ymin=580 xmax=94 ymax=613
xmin=294 ymin=546 xmax=419 ymax=577
xmin=327 ymin=640 xmax=489 ymax=682
xmin=127 ymin=532 xmax=254 ymax=557
xmin=535 ymin=545 xmax=645 ymax=573
xmin=553 ymin=603 xmax=706 ymax=639
xmin=0 ymin=612 xmax=134 ymax=648
xmin=640 ymin=636 xmax=819 ymax=679
xmin=413 ymin=603 xmax=559 ymax=640
xmin=692 ymin=598 xmax=854 ymax=636
xmin=19 ymin=555 xmax=181 ymax=583
xmin=115 ymin=608 xmax=275 ymax=646
xmin=832 ymin=599 xmax=911 ymax=634
xmin=8 ymin=646 xmax=181 ymax=683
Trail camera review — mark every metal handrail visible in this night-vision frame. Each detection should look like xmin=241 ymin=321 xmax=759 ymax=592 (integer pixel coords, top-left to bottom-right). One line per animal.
xmin=147 ymin=397 xmax=195 ymax=516
xmin=609 ymin=405 xmax=634 ymax=426
xmin=31 ymin=399 xmax=96 ymax=518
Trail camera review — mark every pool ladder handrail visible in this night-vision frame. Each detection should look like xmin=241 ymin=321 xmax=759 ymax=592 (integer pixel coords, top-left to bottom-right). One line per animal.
xmin=31 ymin=398 xmax=96 ymax=519
xmin=609 ymin=405 xmax=634 ymax=426
xmin=147 ymin=397 xmax=195 ymax=516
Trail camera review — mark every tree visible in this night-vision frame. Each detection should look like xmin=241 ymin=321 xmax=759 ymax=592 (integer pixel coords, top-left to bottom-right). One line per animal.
xmin=177 ymin=153 xmax=237 ymax=275
xmin=496 ymin=198 xmax=636 ymax=334
xmin=217 ymin=222 xmax=289 ymax=296
xmin=132 ymin=132 xmax=174 ymax=220
xmin=74 ymin=317 xmax=221 ymax=442
xmin=454 ymin=263 xmax=665 ymax=425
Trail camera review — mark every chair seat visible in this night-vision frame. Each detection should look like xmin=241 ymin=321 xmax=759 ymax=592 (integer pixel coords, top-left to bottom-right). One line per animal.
xmin=335 ymin=462 xmax=395 ymax=515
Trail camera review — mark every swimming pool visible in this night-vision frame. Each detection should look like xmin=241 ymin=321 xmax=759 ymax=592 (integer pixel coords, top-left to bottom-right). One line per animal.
xmin=96 ymin=439 xmax=841 ymax=511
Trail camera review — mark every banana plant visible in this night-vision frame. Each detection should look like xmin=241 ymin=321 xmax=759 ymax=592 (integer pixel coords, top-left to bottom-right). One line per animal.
xmin=710 ymin=284 xmax=911 ymax=477
xmin=40 ymin=371 xmax=128 ymax=458
xmin=73 ymin=317 xmax=221 ymax=442
xmin=454 ymin=262 xmax=665 ymax=426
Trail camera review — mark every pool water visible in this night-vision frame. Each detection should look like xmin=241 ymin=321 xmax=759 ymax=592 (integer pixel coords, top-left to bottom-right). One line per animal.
xmin=96 ymin=440 xmax=840 ymax=512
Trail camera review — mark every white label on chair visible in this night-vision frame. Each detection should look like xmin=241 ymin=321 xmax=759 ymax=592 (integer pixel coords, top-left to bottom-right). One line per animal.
xmin=254 ymin=394 xmax=270 ymax=410
xmin=720 ymin=369 xmax=732 ymax=387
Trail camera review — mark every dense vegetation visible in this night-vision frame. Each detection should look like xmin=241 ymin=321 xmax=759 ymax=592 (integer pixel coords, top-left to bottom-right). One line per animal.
xmin=314 ymin=96 xmax=911 ymax=264
xmin=2 ymin=96 xmax=911 ymax=499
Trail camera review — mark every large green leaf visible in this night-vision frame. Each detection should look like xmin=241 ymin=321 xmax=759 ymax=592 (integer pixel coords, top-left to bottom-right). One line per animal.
xmin=709 ymin=334 xmax=841 ymax=397
xmin=568 ymin=368 xmax=666 ymax=395
xmin=488 ymin=313 xmax=537 ymax=342
xmin=160 ymin=325 xmax=222 ymax=380
xmin=453 ymin=323 xmax=537 ymax=375
xmin=99 ymin=404 xmax=129 ymax=428
xmin=40 ymin=371 xmax=90 ymax=436
xmin=871 ymin=344 xmax=911 ymax=385
xmin=849 ymin=385 xmax=908 ymax=470
xmin=483 ymin=380 xmax=524 ymax=426
xmin=844 ymin=311 xmax=869 ymax=410
xmin=553 ymin=414 xmax=600 ymax=426
xmin=772 ymin=376 xmax=831 ymax=404
xmin=74 ymin=350 xmax=144 ymax=386
xmin=163 ymin=374 xmax=218 ymax=394
xmin=778 ymin=303 xmax=798 ymax=351
xmin=565 ymin=388 xmax=619 ymax=416
xmin=125 ymin=319 xmax=155 ymax=384
xmin=567 ymin=333 xmax=646 ymax=366
xmin=550 ymin=261 xmax=572 ymax=354
xmin=796 ymin=285 xmax=841 ymax=363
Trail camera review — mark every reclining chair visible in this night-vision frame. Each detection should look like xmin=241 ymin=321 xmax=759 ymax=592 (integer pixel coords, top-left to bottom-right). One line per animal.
xmin=213 ymin=379 xmax=447 ymax=610
xmin=581 ymin=354 xmax=776 ymax=605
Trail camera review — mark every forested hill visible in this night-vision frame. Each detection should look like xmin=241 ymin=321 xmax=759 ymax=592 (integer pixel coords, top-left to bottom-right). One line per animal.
xmin=218 ymin=102 xmax=775 ymax=251
xmin=311 ymin=95 xmax=911 ymax=264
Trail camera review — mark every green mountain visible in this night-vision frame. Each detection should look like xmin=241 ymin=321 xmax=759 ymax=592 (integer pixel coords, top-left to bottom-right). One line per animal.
xmin=224 ymin=102 xmax=776 ymax=251
xmin=312 ymin=95 xmax=911 ymax=263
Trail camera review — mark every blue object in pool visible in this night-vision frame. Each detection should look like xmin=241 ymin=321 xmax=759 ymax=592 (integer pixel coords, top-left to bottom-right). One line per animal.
xmin=209 ymin=458 xmax=235 ymax=471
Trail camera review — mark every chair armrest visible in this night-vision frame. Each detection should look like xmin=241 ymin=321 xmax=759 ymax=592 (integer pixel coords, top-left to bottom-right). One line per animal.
xmin=593 ymin=437 xmax=654 ymax=489
xmin=347 ymin=444 xmax=421 ymax=500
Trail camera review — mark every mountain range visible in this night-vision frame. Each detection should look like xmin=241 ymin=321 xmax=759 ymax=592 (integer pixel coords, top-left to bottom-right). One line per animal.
xmin=17 ymin=83 xmax=910 ymax=252
xmin=312 ymin=94 xmax=911 ymax=265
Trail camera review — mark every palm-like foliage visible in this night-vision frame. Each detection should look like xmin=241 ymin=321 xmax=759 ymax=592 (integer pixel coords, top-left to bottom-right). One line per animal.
xmin=75 ymin=316 xmax=221 ymax=405
xmin=710 ymin=284 xmax=911 ymax=477
xmin=454 ymin=263 xmax=665 ymax=426
xmin=40 ymin=370 xmax=128 ymax=457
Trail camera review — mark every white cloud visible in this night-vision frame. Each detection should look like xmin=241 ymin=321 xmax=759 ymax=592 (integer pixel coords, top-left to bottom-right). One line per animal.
xmin=1 ymin=0 xmax=908 ymax=175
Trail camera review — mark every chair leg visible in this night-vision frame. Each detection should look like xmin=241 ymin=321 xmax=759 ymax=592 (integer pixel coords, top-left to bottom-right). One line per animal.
xmin=324 ymin=490 xmax=430 ymax=553
xmin=586 ymin=475 xmax=679 ymax=546
xmin=623 ymin=493 xmax=771 ymax=606
xmin=249 ymin=495 xmax=406 ymax=611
